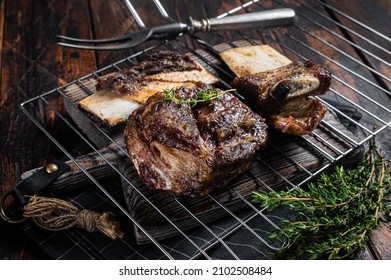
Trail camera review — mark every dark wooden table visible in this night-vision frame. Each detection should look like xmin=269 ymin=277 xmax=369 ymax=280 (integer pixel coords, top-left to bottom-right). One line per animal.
xmin=0 ymin=0 xmax=390 ymax=259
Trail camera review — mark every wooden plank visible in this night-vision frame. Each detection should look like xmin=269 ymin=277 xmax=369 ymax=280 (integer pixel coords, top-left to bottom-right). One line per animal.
xmin=0 ymin=0 xmax=96 ymax=188
xmin=323 ymin=0 xmax=391 ymax=89
xmin=0 ymin=0 xmax=4 ymax=93
xmin=369 ymin=222 xmax=391 ymax=259
xmin=88 ymin=0 xmax=147 ymax=67
xmin=355 ymin=246 xmax=375 ymax=260
xmin=0 ymin=0 xmax=96 ymax=260
xmin=0 ymin=0 xmax=52 ymax=260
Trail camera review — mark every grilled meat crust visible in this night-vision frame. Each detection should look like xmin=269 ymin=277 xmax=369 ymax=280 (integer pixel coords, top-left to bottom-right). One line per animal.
xmin=124 ymin=86 xmax=268 ymax=196
xmin=96 ymin=51 xmax=206 ymax=95
xmin=78 ymin=51 xmax=217 ymax=128
xmin=231 ymin=61 xmax=331 ymax=135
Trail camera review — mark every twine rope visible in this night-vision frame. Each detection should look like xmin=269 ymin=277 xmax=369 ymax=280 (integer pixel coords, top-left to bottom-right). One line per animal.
xmin=23 ymin=196 xmax=124 ymax=240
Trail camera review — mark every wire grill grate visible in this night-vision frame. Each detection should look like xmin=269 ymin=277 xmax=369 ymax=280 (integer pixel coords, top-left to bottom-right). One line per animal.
xmin=20 ymin=0 xmax=390 ymax=259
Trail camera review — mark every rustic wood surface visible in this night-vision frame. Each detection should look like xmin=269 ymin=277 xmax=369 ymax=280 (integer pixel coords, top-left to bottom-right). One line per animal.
xmin=0 ymin=0 xmax=390 ymax=259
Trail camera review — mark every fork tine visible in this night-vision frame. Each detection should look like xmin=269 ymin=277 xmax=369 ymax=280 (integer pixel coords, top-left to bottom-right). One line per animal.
xmin=57 ymin=28 xmax=153 ymax=50
xmin=57 ymin=33 xmax=132 ymax=44
xmin=57 ymin=40 xmax=141 ymax=50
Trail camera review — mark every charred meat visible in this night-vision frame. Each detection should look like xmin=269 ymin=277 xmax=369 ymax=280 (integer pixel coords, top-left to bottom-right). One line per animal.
xmin=124 ymin=86 xmax=268 ymax=196
xmin=231 ymin=61 xmax=331 ymax=135
xmin=95 ymin=51 xmax=215 ymax=95
xmin=79 ymin=51 xmax=217 ymax=128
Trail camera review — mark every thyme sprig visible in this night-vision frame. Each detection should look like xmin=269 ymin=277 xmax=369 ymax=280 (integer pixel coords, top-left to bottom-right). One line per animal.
xmin=252 ymin=142 xmax=391 ymax=259
xmin=164 ymin=88 xmax=235 ymax=107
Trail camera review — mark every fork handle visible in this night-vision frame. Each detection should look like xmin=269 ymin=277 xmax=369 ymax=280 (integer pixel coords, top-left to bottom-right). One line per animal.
xmin=153 ymin=22 xmax=188 ymax=36
xmin=190 ymin=8 xmax=297 ymax=33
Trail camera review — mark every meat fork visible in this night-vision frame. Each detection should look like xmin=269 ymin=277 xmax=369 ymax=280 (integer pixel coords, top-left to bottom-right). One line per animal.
xmin=57 ymin=8 xmax=297 ymax=50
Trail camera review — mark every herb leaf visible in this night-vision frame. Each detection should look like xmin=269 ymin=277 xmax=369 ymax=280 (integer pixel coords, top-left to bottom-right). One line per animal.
xmin=163 ymin=88 xmax=235 ymax=107
xmin=252 ymin=141 xmax=391 ymax=259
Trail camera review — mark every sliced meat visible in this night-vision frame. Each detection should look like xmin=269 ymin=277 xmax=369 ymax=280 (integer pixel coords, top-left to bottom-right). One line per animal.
xmin=95 ymin=51 xmax=217 ymax=95
xmin=124 ymin=86 xmax=268 ymax=196
xmin=79 ymin=51 xmax=218 ymax=128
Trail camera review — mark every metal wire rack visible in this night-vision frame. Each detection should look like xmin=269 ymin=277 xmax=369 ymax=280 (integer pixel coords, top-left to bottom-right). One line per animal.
xmin=20 ymin=0 xmax=391 ymax=259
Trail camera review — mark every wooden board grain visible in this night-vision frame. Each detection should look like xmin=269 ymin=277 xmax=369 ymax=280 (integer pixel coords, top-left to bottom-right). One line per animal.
xmin=88 ymin=0 xmax=174 ymax=68
xmin=369 ymin=222 xmax=391 ymax=259
xmin=0 ymin=0 xmax=4 ymax=92
xmin=0 ymin=0 xmax=97 ymax=260
xmin=0 ymin=0 xmax=97 ymax=187
xmin=324 ymin=0 xmax=391 ymax=89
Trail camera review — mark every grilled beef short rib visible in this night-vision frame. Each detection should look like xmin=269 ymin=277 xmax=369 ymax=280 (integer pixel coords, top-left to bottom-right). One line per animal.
xmin=124 ymin=86 xmax=268 ymax=196
xmin=78 ymin=51 xmax=217 ymax=128
xmin=232 ymin=61 xmax=331 ymax=135
xmin=95 ymin=51 xmax=203 ymax=95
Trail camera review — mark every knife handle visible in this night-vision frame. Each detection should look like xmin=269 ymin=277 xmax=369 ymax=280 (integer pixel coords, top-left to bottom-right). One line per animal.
xmin=190 ymin=8 xmax=297 ymax=33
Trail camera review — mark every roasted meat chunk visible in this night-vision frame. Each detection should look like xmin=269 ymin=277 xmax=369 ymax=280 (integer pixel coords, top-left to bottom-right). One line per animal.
xmin=124 ymin=86 xmax=268 ymax=196
xmin=232 ymin=61 xmax=331 ymax=135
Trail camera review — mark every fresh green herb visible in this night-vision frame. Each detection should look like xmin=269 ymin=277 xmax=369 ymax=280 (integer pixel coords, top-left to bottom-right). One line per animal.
xmin=252 ymin=141 xmax=391 ymax=259
xmin=163 ymin=88 xmax=235 ymax=107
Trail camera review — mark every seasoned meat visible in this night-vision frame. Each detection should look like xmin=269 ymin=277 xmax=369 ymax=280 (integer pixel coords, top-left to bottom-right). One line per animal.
xmin=124 ymin=86 xmax=268 ymax=196
xmin=79 ymin=51 xmax=217 ymax=128
xmin=231 ymin=61 xmax=331 ymax=135
xmin=96 ymin=51 xmax=214 ymax=95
